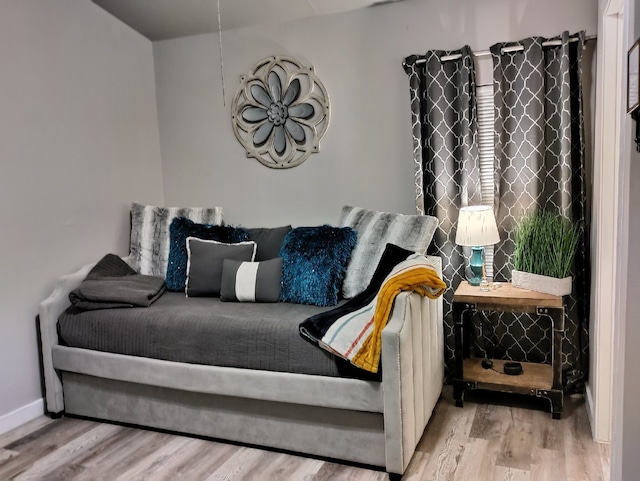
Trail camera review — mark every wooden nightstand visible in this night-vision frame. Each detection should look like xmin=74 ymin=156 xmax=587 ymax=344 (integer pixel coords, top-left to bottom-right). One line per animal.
xmin=452 ymin=281 xmax=565 ymax=419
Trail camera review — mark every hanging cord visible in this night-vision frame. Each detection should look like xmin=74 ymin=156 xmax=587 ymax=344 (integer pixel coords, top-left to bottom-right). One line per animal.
xmin=471 ymin=311 xmax=501 ymax=359
xmin=217 ymin=0 xmax=226 ymax=106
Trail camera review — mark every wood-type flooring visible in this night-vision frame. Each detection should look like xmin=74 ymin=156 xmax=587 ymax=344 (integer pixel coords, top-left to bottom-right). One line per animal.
xmin=0 ymin=387 xmax=609 ymax=480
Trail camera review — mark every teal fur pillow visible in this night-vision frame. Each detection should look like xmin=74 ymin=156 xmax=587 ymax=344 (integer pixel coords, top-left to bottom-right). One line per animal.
xmin=279 ymin=225 xmax=357 ymax=307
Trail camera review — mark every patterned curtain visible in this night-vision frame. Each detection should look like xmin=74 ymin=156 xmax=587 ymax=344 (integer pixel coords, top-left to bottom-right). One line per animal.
xmin=403 ymin=47 xmax=481 ymax=377
xmin=490 ymin=31 xmax=589 ymax=392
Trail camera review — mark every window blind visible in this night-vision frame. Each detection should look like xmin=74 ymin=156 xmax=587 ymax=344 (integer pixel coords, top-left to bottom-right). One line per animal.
xmin=476 ymin=85 xmax=496 ymax=279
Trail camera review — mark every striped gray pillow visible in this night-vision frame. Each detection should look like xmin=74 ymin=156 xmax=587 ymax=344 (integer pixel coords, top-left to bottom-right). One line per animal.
xmin=220 ymin=258 xmax=283 ymax=303
xmin=129 ymin=202 xmax=223 ymax=277
xmin=338 ymin=206 xmax=438 ymax=298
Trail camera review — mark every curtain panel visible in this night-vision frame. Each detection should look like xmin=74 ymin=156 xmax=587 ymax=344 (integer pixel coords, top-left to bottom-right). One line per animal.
xmin=403 ymin=32 xmax=589 ymax=391
xmin=403 ymin=47 xmax=481 ymax=376
xmin=490 ymin=31 xmax=589 ymax=392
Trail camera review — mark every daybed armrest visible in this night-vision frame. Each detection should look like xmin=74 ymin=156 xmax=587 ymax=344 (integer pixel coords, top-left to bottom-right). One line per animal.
xmin=39 ymin=257 xmax=130 ymax=413
xmin=381 ymin=255 xmax=444 ymax=475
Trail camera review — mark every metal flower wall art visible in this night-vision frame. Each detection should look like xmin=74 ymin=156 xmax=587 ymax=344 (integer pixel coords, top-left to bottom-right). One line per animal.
xmin=231 ymin=56 xmax=330 ymax=169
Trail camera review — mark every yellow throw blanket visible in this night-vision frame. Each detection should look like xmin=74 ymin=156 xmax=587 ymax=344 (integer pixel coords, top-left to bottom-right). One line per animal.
xmin=300 ymin=252 xmax=446 ymax=373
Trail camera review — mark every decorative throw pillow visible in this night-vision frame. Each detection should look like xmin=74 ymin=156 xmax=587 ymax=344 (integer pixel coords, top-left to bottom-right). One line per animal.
xmin=129 ymin=202 xmax=223 ymax=277
xmin=279 ymin=225 xmax=357 ymax=307
xmin=220 ymin=257 xmax=283 ymax=303
xmin=338 ymin=205 xmax=438 ymax=298
xmin=185 ymin=238 xmax=256 ymax=297
xmin=246 ymin=226 xmax=292 ymax=261
xmin=166 ymin=217 xmax=249 ymax=291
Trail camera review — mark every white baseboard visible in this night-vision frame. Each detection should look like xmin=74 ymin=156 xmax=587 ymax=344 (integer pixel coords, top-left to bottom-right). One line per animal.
xmin=0 ymin=398 xmax=44 ymax=436
xmin=585 ymin=382 xmax=611 ymax=444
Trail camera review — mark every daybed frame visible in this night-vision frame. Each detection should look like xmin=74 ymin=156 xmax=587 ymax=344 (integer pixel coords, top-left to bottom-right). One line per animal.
xmin=39 ymin=257 xmax=444 ymax=478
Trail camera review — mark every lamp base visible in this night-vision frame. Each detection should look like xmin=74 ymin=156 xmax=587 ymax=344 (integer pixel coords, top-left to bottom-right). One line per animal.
xmin=468 ymin=246 xmax=484 ymax=286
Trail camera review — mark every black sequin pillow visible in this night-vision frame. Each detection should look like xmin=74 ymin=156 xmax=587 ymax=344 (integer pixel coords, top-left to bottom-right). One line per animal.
xmin=165 ymin=217 xmax=249 ymax=291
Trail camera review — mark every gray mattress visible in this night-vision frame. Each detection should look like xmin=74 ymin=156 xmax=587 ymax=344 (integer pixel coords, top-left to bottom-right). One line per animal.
xmin=58 ymin=293 xmax=377 ymax=380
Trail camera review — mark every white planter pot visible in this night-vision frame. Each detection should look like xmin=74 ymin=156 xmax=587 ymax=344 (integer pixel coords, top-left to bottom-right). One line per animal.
xmin=511 ymin=270 xmax=572 ymax=296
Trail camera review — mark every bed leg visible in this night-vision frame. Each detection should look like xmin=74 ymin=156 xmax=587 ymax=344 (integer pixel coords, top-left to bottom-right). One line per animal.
xmin=388 ymin=473 xmax=403 ymax=481
xmin=47 ymin=411 xmax=64 ymax=419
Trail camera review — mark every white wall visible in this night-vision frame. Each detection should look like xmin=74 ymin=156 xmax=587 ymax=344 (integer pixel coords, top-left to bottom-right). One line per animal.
xmin=612 ymin=1 xmax=640 ymax=477
xmin=0 ymin=0 xmax=163 ymax=431
xmin=154 ymin=0 xmax=597 ymax=228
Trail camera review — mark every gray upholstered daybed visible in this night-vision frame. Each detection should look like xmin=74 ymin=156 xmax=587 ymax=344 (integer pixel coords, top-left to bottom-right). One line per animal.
xmin=38 ymin=205 xmax=445 ymax=478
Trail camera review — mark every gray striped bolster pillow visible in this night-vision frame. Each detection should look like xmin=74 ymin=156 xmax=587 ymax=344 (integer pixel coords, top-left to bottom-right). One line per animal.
xmin=338 ymin=205 xmax=438 ymax=298
xmin=129 ymin=202 xmax=223 ymax=277
xmin=220 ymin=258 xmax=283 ymax=303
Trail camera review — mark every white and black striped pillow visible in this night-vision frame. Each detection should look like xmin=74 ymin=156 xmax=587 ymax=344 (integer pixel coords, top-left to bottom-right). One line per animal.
xmin=129 ymin=202 xmax=223 ymax=277
xmin=338 ymin=206 xmax=438 ymax=298
xmin=220 ymin=258 xmax=283 ymax=303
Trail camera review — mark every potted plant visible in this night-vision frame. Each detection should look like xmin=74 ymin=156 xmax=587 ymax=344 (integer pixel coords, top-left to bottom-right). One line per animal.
xmin=511 ymin=211 xmax=582 ymax=296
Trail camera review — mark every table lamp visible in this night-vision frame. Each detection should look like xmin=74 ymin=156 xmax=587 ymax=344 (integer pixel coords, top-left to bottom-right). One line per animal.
xmin=455 ymin=205 xmax=500 ymax=286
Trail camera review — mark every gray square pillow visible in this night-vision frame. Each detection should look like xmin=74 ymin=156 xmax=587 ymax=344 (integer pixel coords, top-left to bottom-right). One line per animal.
xmin=129 ymin=202 xmax=223 ymax=277
xmin=220 ymin=257 xmax=283 ymax=303
xmin=246 ymin=226 xmax=292 ymax=261
xmin=185 ymin=238 xmax=256 ymax=297
xmin=338 ymin=205 xmax=438 ymax=298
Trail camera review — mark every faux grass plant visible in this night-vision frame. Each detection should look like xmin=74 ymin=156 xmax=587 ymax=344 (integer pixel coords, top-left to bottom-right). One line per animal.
xmin=512 ymin=211 xmax=582 ymax=279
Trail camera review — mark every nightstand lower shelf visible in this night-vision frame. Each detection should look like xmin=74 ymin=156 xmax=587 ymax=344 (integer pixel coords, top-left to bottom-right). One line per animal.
xmin=455 ymin=358 xmax=561 ymax=418
xmin=461 ymin=358 xmax=552 ymax=392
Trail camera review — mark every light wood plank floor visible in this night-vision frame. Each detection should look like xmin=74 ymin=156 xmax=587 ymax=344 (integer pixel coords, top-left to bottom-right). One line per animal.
xmin=0 ymin=387 xmax=609 ymax=481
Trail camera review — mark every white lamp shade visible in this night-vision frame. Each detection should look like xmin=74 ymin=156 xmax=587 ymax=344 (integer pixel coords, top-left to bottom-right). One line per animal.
xmin=455 ymin=205 xmax=500 ymax=247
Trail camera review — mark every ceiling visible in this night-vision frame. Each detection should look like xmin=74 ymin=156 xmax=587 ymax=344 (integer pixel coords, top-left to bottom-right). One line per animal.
xmin=91 ymin=0 xmax=388 ymax=41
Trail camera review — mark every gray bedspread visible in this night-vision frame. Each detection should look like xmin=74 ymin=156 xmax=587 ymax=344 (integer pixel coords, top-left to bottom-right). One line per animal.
xmin=58 ymin=293 xmax=377 ymax=379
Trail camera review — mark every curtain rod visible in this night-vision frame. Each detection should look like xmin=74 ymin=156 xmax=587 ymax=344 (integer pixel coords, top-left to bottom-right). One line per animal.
xmin=407 ymin=35 xmax=597 ymax=65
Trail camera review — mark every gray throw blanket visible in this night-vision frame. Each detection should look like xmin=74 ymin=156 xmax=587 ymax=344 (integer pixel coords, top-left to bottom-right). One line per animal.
xmin=69 ymin=254 xmax=166 ymax=310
